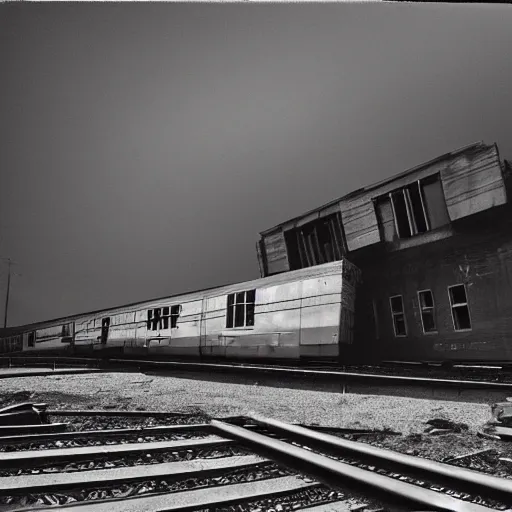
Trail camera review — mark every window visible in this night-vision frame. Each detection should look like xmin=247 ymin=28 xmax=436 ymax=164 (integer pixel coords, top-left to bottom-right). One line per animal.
xmin=376 ymin=175 xmax=451 ymax=242
xmin=147 ymin=305 xmax=181 ymax=331
xmin=28 ymin=332 xmax=35 ymax=347
xmin=389 ymin=295 xmax=407 ymax=336
xmin=226 ymin=290 xmax=255 ymax=328
xmin=418 ymin=290 xmax=437 ymax=333
xmin=284 ymin=213 xmax=345 ymax=271
xmin=390 ymin=182 xmax=429 ymax=238
xmin=448 ymin=284 xmax=471 ymax=331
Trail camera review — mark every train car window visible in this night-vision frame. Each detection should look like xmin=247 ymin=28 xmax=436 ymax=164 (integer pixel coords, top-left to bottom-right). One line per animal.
xmin=389 ymin=295 xmax=407 ymax=337
xmin=448 ymin=284 xmax=471 ymax=331
xmin=226 ymin=295 xmax=235 ymax=328
xmin=148 ymin=306 xmax=180 ymax=330
xmin=162 ymin=307 xmax=170 ymax=329
xmin=418 ymin=290 xmax=437 ymax=334
xmin=170 ymin=305 xmax=181 ymax=328
xmin=226 ymin=290 xmax=256 ymax=328
xmin=152 ymin=308 xmax=162 ymax=330
xmin=28 ymin=332 xmax=35 ymax=347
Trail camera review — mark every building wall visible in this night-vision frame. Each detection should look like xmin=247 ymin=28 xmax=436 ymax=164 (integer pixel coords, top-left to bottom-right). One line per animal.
xmin=352 ymin=202 xmax=512 ymax=362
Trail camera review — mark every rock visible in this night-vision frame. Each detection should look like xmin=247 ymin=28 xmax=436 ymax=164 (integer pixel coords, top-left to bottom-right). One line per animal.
xmin=491 ymin=402 xmax=512 ymax=425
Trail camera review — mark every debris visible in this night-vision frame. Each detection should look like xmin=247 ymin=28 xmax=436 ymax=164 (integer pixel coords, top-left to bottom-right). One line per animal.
xmin=425 ymin=418 xmax=468 ymax=432
xmin=477 ymin=431 xmax=501 ymax=441
xmin=427 ymin=428 xmax=453 ymax=435
xmin=491 ymin=402 xmax=512 ymax=425
xmin=444 ymin=448 xmax=495 ymax=463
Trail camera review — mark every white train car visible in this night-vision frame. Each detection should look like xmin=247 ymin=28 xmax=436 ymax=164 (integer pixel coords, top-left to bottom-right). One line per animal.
xmin=0 ymin=258 xmax=360 ymax=362
xmin=120 ymin=258 xmax=359 ymax=360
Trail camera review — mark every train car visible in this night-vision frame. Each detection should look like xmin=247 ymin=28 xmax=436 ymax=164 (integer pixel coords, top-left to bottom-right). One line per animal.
xmin=1 ymin=258 xmax=361 ymax=363
xmin=122 ymin=258 xmax=360 ymax=361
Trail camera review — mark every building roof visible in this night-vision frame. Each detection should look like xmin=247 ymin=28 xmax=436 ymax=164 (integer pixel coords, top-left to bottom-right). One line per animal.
xmin=259 ymin=141 xmax=486 ymax=236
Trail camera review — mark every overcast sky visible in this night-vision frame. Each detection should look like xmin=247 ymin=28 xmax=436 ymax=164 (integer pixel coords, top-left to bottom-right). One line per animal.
xmin=1 ymin=3 xmax=512 ymax=327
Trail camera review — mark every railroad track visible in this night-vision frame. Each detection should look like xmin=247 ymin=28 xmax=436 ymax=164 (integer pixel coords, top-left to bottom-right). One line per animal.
xmin=0 ymin=410 xmax=511 ymax=511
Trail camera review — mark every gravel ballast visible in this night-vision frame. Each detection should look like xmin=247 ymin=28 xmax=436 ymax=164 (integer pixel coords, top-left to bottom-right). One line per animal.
xmin=0 ymin=371 xmax=494 ymax=435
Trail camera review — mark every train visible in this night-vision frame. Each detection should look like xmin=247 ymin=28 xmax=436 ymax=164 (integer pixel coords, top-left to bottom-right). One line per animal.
xmin=0 ymin=259 xmax=361 ymax=362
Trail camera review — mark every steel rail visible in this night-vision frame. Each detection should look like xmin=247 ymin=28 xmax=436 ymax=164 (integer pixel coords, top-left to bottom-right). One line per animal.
xmin=0 ymin=369 xmax=105 ymax=379
xmin=249 ymin=414 xmax=512 ymax=499
xmin=47 ymin=409 xmax=202 ymax=417
xmin=0 ymin=423 xmax=68 ymax=436
xmin=0 ymin=436 xmax=234 ymax=469
xmin=0 ymin=423 xmax=211 ymax=445
xmin=210 ymin=420 xmax=494 ymax=512
xmin=109 ymin=358 xmax=512 ymax=390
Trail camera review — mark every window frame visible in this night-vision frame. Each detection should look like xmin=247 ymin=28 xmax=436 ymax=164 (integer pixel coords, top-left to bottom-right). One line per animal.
xmin=417 ymin=289 xmax=437 ymax=334
xmin=27 ymin=331 xmax=36 ymax=348
xmin=388 ymin=179 xmax=432 ymax=240
xmin=389 ymin=294 xmax=407 ymax=337
xmin=226 ymin=290 xmax=256 ymax=329
xmin=147 ymin=305 xmax=182 ymax=331
xmin=448 ymin=284 xmax=472 ymax=332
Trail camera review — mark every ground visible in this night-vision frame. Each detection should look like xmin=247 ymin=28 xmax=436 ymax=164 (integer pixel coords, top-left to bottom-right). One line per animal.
xmin=1 ymin=369 xmax=511 ymax=478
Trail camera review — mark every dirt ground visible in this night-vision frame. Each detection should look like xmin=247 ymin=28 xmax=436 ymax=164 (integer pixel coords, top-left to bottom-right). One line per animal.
xmin=1 ymin=369 xmax=511 ymax=478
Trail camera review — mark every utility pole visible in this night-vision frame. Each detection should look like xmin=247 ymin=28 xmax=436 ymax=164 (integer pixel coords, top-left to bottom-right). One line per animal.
xmin=3 ymin=258 xmax=11 ymax=329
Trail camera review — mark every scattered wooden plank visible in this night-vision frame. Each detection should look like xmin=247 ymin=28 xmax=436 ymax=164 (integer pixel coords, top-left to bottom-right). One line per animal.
xmin=444 ymin=449 xmax=495 ymax=463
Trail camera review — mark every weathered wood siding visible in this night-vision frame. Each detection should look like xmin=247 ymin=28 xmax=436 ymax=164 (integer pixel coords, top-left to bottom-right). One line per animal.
xmin=262 ymin=229 xmax=290 ymax=275
xmin=256 ymin=241 xmax=266 ymax=278
xmin=441 ymin=143 xmax=507 ymax=221
xmin=340 ymin=198 xmax=381 ymax=252
xmin=376 ymin=198 xmax=395 ymax=243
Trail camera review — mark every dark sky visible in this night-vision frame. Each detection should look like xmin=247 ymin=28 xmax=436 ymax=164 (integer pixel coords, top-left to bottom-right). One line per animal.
xmin=1 ymin=3 xmax=512 ymax=328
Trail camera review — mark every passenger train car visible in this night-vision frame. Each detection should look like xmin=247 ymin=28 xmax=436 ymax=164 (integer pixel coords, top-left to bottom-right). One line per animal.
xmin=0 ymin=259 xmax=361 ymax=362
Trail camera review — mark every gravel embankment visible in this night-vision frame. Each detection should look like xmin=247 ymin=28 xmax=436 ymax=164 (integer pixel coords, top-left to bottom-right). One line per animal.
xmin=0 ymin=371 xmax=494 ymax=435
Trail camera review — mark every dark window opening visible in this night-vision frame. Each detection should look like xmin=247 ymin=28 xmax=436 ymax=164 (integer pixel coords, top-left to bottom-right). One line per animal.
xmin=226 ymin=290 xmax=256 ymax=328
xmin=390 ymin=295 xmax=407 ymax=336
xmin=170 ymin=305 xmax=181 ymax=328
xmin=284 ymin=213 xmax=345 ymax=270
xmin=391 ymin=191 xmax=412 ymax=238
xmin=148 ymin=305 xmax=181 ymax=331
xmin=162 ymin=307 xmax=169 ymax=329
xmin=28 ymin=332 xmax=35 ymax=347
xmin=408 ymin=182 xmax=429 ymax=233
xmin=101 ymin=318 xmax=110 ymax=344
xmin=384 ymin=176 xmax=448 ymax=241
xmin=418 ymin=290 xmax=436 ymax=333
xmin=449 ymin=285 xmax=471 ymax=331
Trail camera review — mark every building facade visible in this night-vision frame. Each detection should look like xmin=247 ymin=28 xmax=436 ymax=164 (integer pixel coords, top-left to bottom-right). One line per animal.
xmin=256 ymin=141 xmax=512 ymax=362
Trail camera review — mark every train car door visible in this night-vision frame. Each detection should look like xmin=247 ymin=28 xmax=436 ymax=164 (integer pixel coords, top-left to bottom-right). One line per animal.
xmin=100 ymin=317 xmax=110 ymax=345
